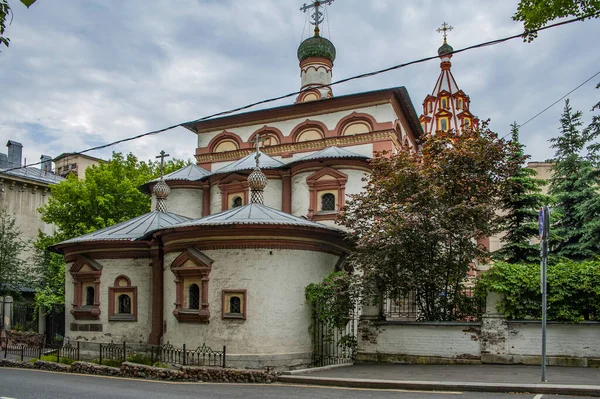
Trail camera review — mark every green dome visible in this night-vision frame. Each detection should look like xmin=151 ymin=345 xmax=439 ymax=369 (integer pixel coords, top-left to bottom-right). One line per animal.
xmin=438 ymin=42 xmax=454 ymax=56
xmin=297 ymin=35 xmax=336 ymax=63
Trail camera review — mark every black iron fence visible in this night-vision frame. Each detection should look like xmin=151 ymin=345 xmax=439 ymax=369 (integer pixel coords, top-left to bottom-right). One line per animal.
xmin=151 ymin=342 xmax=226 ymax=368
xmin=45 ymin=304 xmax=65 ymax=348
xmin=12 ymin=302 xmax=37 ymax=332
xmin=3 ymin=343 xmax=44 ymax=360
xmin=99 ymin=341 xmax=126 ymax=365
xmin=2 ymin=340 xmax=80 ymax=362
xmin=383 ymin=288 xmax=485 ymax=322
xmin=311 ymin=308 xmax=358 ymax=368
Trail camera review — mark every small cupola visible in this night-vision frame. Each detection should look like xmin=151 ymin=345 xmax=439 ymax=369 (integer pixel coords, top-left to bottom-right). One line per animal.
xmin=296 ymin=1 xmax=336 ymax=103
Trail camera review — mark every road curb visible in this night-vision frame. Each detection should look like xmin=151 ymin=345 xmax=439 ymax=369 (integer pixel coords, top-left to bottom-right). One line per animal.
xmin=281 ymin=363 xmax=353 ymax=375
xmin=278 ymin=375 xmax=600 ymax=397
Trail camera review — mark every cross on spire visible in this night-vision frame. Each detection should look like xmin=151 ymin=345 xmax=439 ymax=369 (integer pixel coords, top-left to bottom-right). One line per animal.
xmin=436 ymin=22 xmax=453 ymax=43
xmin=252 ymin=134 xmax=268 ymax=168
xmin=155 ymin=150 xmax=170 ymax=179
xmin=300 ymin=0 xmax=335 ymax=36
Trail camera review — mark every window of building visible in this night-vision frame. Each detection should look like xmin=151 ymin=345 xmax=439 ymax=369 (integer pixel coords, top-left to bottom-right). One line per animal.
xmin=108 ymin=275 xmax=137 ymax=322
xmin=188 ymin=284 xmax=200 ymax=310
xmin=232 ymin=196 xmax=243 ymax=208
xmin=69 ymin=256 xmax=102 ymax=320
xmin=171 ymin=248 xmax=213 ymax=323
xmin=321 ymin=193 xmax=336 ymax=211
xmin=464 ymin=119 xmax=470 ymax=129
xmin=457 ymin=98 xmax=463 ymax=109
xmin=118 ymin=294 xmax=131 ymax=314
xmin=222 ymin=290 xmax=247 ymax=320
xmin=440 ymin=118 xmax=448 ymax=131
xmin=85 ymin=287 xmax=95 ymax=306
xmin=441 ymin=98 xmax=447 ymax=109
xmin=71 ymin=163 xmax=77 ymax=170
xmin=306 ymin=168 xmax=348 ymax=221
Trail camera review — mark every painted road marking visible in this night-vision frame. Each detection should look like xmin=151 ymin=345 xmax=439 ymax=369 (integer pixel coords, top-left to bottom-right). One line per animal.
xmin=533 ymin=395 xmax=544 ymax=399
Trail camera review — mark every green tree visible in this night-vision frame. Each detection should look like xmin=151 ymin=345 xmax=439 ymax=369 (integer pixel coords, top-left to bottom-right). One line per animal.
xmin=549 ymin=100 xmax=600 ymax=260
xmin=513 ymin=0 xmax=600 ymax=41
xmin=339 ymin=125 xmax=521 ymax=321
xmin=493 ymin=123 xmax=550 ymax=264
xmin=32 ymin=232 xmax=65 ymax=309
xmin=0 ymin=209 xmax=28 ymax=295
xmin=38 ymin=152 xmax=188 ymax=240
xmin=1 ymin=0 xmax=36 ymax=50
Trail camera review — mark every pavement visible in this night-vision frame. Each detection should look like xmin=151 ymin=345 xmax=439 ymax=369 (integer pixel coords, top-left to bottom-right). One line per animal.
xmin=279 ymin=363 xmax=600 ymax=397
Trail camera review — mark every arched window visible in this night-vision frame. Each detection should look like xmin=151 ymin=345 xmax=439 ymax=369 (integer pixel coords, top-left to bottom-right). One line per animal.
xmin=440 ymin=119 xmax=448 ymax=131
xmin=85 ymin=286 xmax=95 ymax=306
xmin=321 ymin=193 xmax=336 ymax=211
xmin=188 ymin=284 xmax=200 ymax=310
xmin=464 ymin=119 xmax=470 ymax=129
xmin=232 ymin=196 xmax=243 ymax=208
xmin=118 ymin=294 xmax=131 ymax=314
xmin=457 ymin=98 xmax=463 ymax=109
xmin=441 ymin=98 xmax=447 ymax=109
xmin=229 ymin=296 xmax=241 ymax=314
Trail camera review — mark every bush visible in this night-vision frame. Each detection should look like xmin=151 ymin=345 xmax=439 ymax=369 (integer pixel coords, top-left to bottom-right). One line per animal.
xmin=126 ymin=352 xmax=152 ymax=366
xmin=477 ymin=259 xmax=600 ymax=321
xmin=39 ymin=354 xmax=76 ymax=365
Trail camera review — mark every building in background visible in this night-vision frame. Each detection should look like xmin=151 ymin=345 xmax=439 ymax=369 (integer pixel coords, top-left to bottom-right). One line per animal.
xmin=53 ymin=153 xmax=103 ymax=179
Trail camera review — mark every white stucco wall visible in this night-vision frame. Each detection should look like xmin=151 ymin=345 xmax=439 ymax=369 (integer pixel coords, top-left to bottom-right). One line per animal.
xmin=506 ymin=322 xmax=600 ymax=358
xmin=210 ymin=184 xmax=223 ymax=214
xmin=291 ymin=171 xmax=311 ymax=217
xmin=162 ymin=248 xmax=339 ymax=358
xmin=263 ymin=178 xmax=282 ymax=210
xmin=359 ymin=323 xmax=481 ymax=359
xmin=65 ymin=258 xmax=153 ymax=344
xmin=164 ymin=189 xmax=203 ymax=219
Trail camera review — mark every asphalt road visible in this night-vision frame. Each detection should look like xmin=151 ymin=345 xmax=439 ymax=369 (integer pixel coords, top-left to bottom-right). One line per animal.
xmin=0 ymin=368 xmax=596 ymax=399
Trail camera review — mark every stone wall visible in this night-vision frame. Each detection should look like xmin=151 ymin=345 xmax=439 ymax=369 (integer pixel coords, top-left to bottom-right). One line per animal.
xmin=357 ymin=294 xmax=600 ymax=367
xmin=0 ymin=359 xmax=278 ymax=383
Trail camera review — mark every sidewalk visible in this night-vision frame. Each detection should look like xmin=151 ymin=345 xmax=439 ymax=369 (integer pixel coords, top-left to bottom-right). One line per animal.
xmin=279 ymin=364 xmax=600 ymax=396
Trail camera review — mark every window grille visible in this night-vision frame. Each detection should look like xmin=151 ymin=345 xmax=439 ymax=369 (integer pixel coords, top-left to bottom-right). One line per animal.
xmin=85 ymin=287 xmax=95 ymax=306
xmin=229 ymin=297 xmax=241 ymax=314
xmin=118 ymin=294 xmax=131 ymax=314
xmin=189 ymin=284 xmax=200 ymax=310
xmin=232 ymin=196 xmax=243 ymax=208
xmin=321 ymin=193 xmax=336 ymax=211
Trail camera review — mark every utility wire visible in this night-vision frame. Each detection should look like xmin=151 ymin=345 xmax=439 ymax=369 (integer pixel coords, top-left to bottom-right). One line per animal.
xmin=4 ymin=10 xmax=600 ymax=173
xmin=516 ymin=69 xmax=600 ymax=129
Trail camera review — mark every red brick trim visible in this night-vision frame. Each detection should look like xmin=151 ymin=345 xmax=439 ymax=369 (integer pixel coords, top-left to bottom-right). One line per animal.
xmin=248 ymin=126 xmax=285 ymax=146
xmin=222 ymin=289 xmax=247 ymax=320
xmin=206 ymin=131 xmax=243 ymax=153
xmin=218 ymin=175 xmax=249 ymax=211
xmin=306 ymin=168 xmax=348 ymax=220
xmin=70 ymin=256 xmax=102 ymax=321
xmin=149 ymin=244 xmax=164 ymax=345
xmin=290 ymin=119 xmax=330 ymax=141
xmin=108 ymin=275 xmax=138 ymax=322
xmin=170 ymin=249 xmax=213 ymax=323
xmin=281 ymin=171 xmax=292 ymax=213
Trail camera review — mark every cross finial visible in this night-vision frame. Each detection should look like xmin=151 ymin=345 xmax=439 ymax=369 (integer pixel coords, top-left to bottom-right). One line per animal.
xmin=155 ymin=150 xmax=170 ymax=179
xmin=436 ymin=22 xmax=453 ymax=44
xmin=252 ymin=135 xmax=268 ymax=168
xmin=300 ymin=0 xmax=335 ymax=36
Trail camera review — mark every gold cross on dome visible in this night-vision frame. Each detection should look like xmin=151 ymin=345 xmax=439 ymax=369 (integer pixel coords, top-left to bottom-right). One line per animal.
xmin=300 ymin=0 xmax=335 ymax=36
xmin=252 ymin=134 xmax=268 ymax=168
xmin=155 ymin=150 xmax=170 ymax=178
xmin=436 ymin=22 xmax=453 ymax=43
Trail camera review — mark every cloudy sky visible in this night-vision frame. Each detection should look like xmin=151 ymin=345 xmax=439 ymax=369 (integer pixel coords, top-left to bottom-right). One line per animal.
xmin=1 ymin=0 xmax=598 ymax=168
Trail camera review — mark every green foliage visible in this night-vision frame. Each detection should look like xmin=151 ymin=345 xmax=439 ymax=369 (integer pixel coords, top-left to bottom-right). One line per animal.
xmin=0 ymin=209 xmax=28 ymax=295
xmin=38 ymin=152 xmax=189 ymax=240
xmin=126 ymin=352 xmax=152 ymax=365
xmin=32 ymin=232 xmax=65 ymax=310
xmin=548 ymin=100 xmax=600 ymax=260
xmin=477 ymin=260 xmax=600 ymax=321
xmin=494 ymin=123 xmax=550 ymax=264
xmin=1 ymin=0 xmax=37 ymax=50
xmin=40 ymin=354 xmax=76 ymax=365
xmin=305 ymin=272 xmax=357 ymax=330
xmin=513 ymin=0 xmax=600 ymax=41
xmin=339 ymin=125 xmax=522 ymax=321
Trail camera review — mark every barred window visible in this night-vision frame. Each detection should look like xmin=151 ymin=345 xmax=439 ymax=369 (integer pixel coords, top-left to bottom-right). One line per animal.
xmin=118 ymin=294 xmax=131 ymax=314
xmin=188 ymin=284 xmax=200 ymax=310
xmin=229 ymin=296 xmax=241 ymax=314
xmin=321 ymin=193 xmax=336 ymax=211
xmin=85 ymin=287 xmax=95 ymax=306
xmin=232 ymin=196 xmax=243 ymax=208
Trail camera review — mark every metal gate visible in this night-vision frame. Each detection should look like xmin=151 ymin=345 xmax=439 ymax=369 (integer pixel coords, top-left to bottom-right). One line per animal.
xmin=45 ymin=304 xmax=65 ymax=348
xmin=311 ymin=307 xmax=358 ymax=367
xmin=12 ymin=302 xmax=37 ymax=331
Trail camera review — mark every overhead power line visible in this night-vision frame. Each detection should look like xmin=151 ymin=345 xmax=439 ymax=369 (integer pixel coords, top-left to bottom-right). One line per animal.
xmin=4 ymin=10 xmax=600 ymax=173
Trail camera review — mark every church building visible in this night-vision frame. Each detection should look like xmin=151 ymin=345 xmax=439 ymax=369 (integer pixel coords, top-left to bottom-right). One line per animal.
xmin=54 ymin=4 xmax=476 ymax=369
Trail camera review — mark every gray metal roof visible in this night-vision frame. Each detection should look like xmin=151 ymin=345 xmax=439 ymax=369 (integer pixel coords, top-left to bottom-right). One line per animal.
xmin=139 ymin=164 xmax=210 ymax=193
xmin=0 ymin=166 xmax=65 ymax=185
xmin=289 ymin=146 xmax=369 ymax=164
xmin=212 ymin=151 xmax=284 ymax=175
xmin=58 ymin=211 xmax=191 ymax=245
xmin=175 ymin=203 xmax=341 ymax=231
